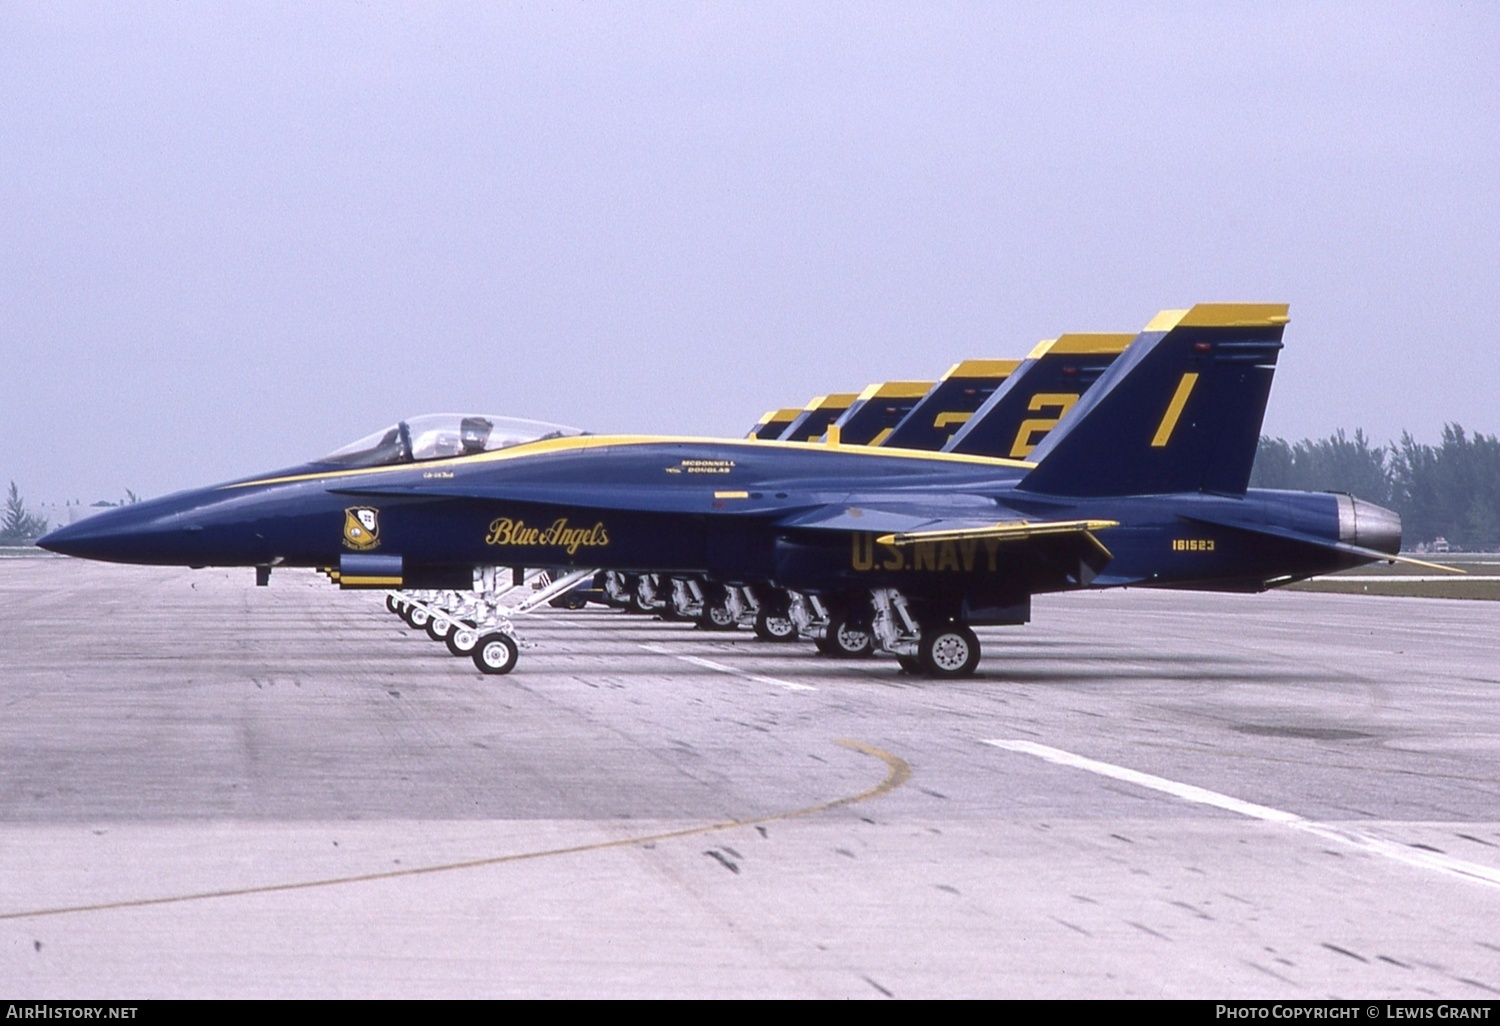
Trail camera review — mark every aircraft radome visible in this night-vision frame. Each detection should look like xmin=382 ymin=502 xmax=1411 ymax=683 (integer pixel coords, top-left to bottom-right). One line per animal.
xmin=41 ymin=304 xmax=1445 ymax=678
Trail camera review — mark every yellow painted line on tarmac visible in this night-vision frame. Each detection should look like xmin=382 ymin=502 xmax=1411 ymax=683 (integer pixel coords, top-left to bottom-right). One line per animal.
xmin=0 ymin=740 xmax=909 ymax=921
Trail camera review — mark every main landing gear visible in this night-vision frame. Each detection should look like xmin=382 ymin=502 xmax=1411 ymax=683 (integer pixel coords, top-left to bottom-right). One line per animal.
xmin=788 ymin=593 xmax=875 ymax=660
xmin=870 ymin=588 xmax=985 ymax=678
xmin=782 ymin=587 xmax=989 ymax=678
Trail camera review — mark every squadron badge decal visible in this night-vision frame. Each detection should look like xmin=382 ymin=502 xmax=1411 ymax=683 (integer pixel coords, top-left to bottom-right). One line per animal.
xmin=343 ymin=507 xmax=381 ymax=551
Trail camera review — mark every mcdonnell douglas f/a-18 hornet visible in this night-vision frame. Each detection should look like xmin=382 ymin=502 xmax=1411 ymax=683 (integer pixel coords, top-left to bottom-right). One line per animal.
xmin=41 ymin=304 xmax=1446 ymax=678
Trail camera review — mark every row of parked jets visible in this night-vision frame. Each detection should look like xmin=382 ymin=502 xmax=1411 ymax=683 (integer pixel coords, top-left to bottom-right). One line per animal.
xmin=42 ymin=303 xmax=1453 ymax=678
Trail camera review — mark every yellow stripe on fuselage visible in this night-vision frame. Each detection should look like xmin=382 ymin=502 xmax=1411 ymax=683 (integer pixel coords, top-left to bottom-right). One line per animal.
xmin=225 ymin=434 xmax=1038 ymax=490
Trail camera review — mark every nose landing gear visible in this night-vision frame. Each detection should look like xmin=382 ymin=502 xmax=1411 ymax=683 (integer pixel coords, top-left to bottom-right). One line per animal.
xmin=383 ymin=567 xmax=598 ymax=676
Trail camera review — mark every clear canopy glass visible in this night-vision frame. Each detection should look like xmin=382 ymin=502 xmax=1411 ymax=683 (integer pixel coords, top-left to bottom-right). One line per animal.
xmin=320 ymin=414 xmax=586 ymax=467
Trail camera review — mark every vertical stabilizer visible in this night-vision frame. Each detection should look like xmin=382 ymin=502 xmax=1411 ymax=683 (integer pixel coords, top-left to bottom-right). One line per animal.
xmin=879 ymin=359 xmax=1019 ymax=450
xmin=1018 ymin=304 xmax=1288 ymax=497
xmin=780 ymin=393 xmax=861 ymax=442
xmin=944 ymin=333 xmax=1133 ymax=459
xmin=834 ymin=381 xmax=935 ymax=446
xmin=748 ymin=408 xmax=803 ymax=440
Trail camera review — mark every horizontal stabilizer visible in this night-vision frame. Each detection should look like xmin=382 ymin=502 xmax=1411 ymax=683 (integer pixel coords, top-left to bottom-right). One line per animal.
xmin=1180 ymin=514 xmax=1466 ymax=574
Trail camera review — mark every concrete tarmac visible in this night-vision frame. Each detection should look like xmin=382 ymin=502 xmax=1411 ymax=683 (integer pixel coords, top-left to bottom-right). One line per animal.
xmin=2 ymin=556 xmax=1498 ymax=998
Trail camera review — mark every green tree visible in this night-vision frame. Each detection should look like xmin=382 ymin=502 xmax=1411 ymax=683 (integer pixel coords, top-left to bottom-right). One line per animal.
xmin=1251 ymin=436 xmax=1296 ymax=489
xmin=1255 ymin=425 xmax=1500 ymax=550
xmin=1391 ymin=425 xmax=1500 ymax=549
xmin=1251 ymin=429 xmax=1392 ymax=504
xmin=0 ymin=481 xmax=50 ymax=544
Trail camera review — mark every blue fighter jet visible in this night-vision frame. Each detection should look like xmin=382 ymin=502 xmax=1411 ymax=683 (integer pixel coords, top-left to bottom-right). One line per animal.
xmin=41 ymin=304 xmax=1435 ymax=678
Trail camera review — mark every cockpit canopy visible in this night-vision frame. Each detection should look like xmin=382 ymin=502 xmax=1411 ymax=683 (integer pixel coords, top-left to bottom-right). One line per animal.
xmin=320 ymin=414 xmax=586 ymax=468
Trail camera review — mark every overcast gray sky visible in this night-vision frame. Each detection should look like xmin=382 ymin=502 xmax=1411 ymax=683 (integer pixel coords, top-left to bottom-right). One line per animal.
xmin=3 ymin=1 xmax=1497 ymax=504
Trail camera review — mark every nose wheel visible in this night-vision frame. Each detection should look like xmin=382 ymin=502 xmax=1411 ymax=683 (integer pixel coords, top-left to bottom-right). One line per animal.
xmin=445 ymin=624 xmax=480 ymax=657
xmin=472 ymin=633 xmax=519 ymax=675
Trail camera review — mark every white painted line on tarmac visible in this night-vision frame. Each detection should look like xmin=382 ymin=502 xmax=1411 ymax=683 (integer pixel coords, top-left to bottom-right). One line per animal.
xmin=983 ymin=739 xmax=1500 ymax=890
xmin=1313 ymin=575 xmax=1500 ymax=582
xmin=638 ymin=643 xmax=817 ymax=692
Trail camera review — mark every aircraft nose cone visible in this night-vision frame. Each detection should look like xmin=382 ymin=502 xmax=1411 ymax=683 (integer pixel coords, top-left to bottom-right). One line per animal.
xmin=36 ymin=509 xmax=167 ymax=562
xmin=1337 ymin=496 xmax=1402 ymax=555
xmin=35 ymin=489 xmax=281 ymax=566
xmin=37 ymin=518 xmax=97 ymax=557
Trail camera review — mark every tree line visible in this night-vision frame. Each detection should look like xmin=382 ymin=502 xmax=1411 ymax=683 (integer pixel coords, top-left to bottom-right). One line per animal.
xmin=1251 ymin=425 xmax=1500 ymax=550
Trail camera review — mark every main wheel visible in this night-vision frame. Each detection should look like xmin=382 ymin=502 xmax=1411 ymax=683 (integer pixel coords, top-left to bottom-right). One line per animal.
xmin=385 ymin=594 xmax=400 ymax=614
xmin=426 ymin=616 xmax=453 ymax=641
xmin=446 ymin=625 xmax=480 ymax=657
xmin=662 ymin=583 xmax=695 ymax=621
xmin=404 ymin=605 xmax=431 ymax=629
xmin=919 ymin=623 xmax=980 ymax=678
xmin=823 ymin=613 xmax=874 ymax=658
xmin=624 ymin=576 xmax=651 ymax=614
xmin=696 ymin=602 xmax=738 ymax=631
xmin=753 ymin=608 xmax=798 ymax=642
xmin=472 ymin=633 xmax=518 ymax=675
